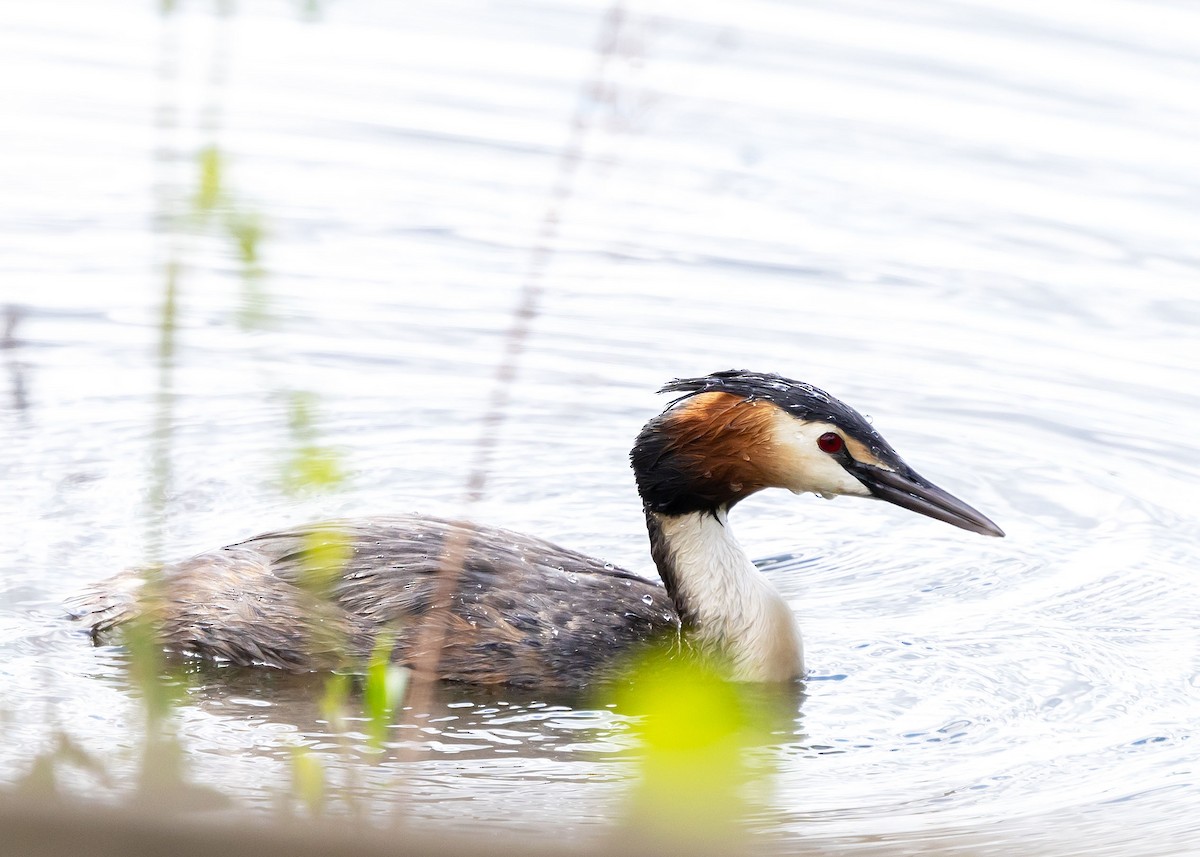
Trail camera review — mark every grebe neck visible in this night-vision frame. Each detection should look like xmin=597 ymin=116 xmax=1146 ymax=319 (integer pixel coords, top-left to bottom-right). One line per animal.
xmin=645 ymin=507 xmax=804 ymax=682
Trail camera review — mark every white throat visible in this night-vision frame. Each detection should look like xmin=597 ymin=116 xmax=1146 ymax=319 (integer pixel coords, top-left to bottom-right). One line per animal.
xmin=651 ymin=509 xmax=805 ymax=683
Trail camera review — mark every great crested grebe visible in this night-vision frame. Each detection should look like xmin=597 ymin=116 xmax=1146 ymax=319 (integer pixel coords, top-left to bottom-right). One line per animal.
xmin=71 ymin=371 xmax=1003 ymax=689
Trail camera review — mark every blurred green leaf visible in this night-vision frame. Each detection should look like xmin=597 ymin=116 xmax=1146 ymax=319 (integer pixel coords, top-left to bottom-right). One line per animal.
xmin=615 ymin=649 xmax=768 ymax=845
xmin=225 ymin=209 xmax=264 ymax=267
xmin=298 ymin=527 xmax=352 ymax=595
xmin=282 ymin=393 xmax=345 ymax=493
xmin=193 ymin=145 xmax=224 ymax=215
xmin=320 ymin=672 xmax=352 ymax=733
xmin=290 ymin=746 xmax=326 ymax=814
xmin=283 ymin=444 xmax=345 ymax=494
xmin=126 ymin=608 xmax=187 ymax=726
xmin=363 ymin=633 xmax=407 ymax=749
xmin=294 ymin=0 xmax=325 ymax=21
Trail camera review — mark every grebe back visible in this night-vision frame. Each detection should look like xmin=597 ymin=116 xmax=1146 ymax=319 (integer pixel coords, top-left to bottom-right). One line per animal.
xmin=70 ymin=370 xmax=1004 ymax=689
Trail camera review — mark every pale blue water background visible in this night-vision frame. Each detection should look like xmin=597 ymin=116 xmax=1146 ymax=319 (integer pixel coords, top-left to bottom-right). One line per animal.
xmin=1 ymin=0 xmax=1199 ymax=854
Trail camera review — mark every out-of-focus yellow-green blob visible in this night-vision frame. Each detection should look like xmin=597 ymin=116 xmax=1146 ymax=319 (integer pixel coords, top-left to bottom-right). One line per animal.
xmin=282 ymin=392 xmax=346 ymax=495
xmin=192 ymin=145 xmax=224 ymax=215
xmin=283 ymin=444 xmax=345 ymax=494
xmin=615 ymin=648 xmax=774 ymax=847
xmin=363 ymin=634 xmax=409 ymax=749
xmin=297 ymin=527 xmax=352 ymax=596
xmin=290 ymin=746 xmax=326 ymax=814
xmin=125 ymin=610 xmax=187 ymax=726
xmin=320 ymin=672 xmax=352 ymax=731
xmin=227 ymin=210 xmax=264 ymax=268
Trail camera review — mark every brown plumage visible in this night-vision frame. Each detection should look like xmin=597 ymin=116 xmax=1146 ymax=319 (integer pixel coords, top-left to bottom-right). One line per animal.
xmin=69 ymin=370 xmax=1004 ymax=689
xmin=649 ymin=391 xmax=796 ymax=507
xmin=71 ymin=516 xmax=678 ymax=689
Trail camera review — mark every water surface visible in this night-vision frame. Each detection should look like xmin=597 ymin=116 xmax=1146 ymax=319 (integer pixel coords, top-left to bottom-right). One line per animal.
xmin=2 ymin=0 xmax=1199 ymax=854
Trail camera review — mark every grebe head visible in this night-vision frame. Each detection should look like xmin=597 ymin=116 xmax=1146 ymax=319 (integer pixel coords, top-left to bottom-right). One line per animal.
xmin=631 ymin=370 xmax=1004 ymax=537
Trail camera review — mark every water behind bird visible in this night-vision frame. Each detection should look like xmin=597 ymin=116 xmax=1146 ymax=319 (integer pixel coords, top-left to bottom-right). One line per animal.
xmin=1 ymin=0 xmax=1199 ymax=854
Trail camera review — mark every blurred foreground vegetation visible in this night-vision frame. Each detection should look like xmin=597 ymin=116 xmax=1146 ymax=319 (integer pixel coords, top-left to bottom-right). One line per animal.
xmin=9 ymin=0 xmax=789 ymax=848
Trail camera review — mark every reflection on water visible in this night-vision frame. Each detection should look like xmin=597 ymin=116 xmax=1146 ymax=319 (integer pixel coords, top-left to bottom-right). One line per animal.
xmin=2 ymin=0 xmax=1200 ymax=854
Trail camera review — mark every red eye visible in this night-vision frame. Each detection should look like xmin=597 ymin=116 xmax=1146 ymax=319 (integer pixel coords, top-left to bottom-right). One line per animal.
xmin=817 ymin=432 xmax=843 ymax=454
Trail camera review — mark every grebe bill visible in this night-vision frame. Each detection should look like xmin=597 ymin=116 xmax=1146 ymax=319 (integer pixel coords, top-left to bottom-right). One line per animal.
xmin=69 ymin=370 xmax=1004 ymax=689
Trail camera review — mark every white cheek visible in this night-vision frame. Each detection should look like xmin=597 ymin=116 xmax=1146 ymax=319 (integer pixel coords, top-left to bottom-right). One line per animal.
xmin=775 ymin=422 xmax=873 ymax=498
